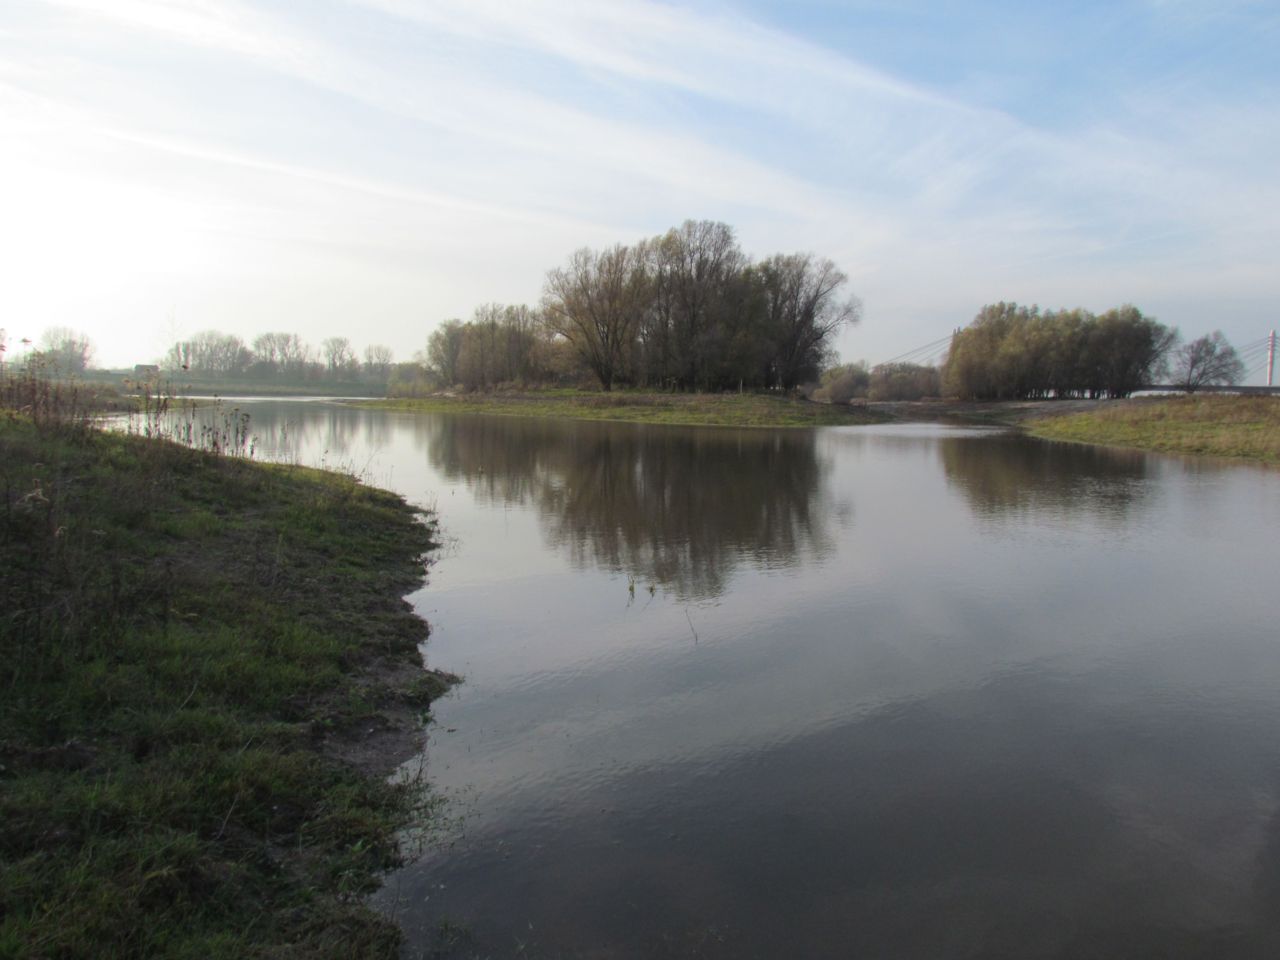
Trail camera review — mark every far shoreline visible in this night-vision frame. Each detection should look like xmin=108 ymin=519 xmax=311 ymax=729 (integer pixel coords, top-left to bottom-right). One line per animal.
xmin=360 ymin=389 xmax=889 ymax=428
xmin=361 ymin=390 xmax=1279 ymax=464
xmin=867 ymin=394 xmax=1279 ymax=465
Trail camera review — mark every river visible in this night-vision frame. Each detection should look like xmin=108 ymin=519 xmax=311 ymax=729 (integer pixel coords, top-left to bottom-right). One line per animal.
xmin=179 ymin=400 xmax=1280 ymax=957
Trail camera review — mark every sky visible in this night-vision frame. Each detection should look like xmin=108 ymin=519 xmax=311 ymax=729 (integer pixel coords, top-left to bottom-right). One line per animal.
xmin=1 ymin=0 xmax=1278 ymax=378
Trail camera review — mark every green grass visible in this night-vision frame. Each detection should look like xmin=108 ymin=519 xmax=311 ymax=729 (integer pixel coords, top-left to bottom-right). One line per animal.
xmin=0 ymin=411 xmax=450 ymax=958
xmin=367 ymin=388 xmax=886 ymax=428
xmin=1026 ymin=395 xmax=1280 ymax=463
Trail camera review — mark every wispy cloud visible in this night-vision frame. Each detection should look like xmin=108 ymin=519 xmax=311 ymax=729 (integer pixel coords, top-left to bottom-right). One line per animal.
xmin=4 ymin=0 xmax=1278 ymax=367
xmin=41 ymin=0 xmax=317 ymax=69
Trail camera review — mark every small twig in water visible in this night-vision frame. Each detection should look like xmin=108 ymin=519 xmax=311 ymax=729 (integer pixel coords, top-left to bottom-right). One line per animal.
xmin=685 ymin=608 xmax=698 ymax=643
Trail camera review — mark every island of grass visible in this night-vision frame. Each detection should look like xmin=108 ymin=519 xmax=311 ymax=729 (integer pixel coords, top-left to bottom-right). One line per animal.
xmin=1 ymin=413 xmax=453 ymax=957
xmin=366 ymin=388 xmax=887 ymax=428
xmin=1024 ymin=395 xmax=1280 ymax=464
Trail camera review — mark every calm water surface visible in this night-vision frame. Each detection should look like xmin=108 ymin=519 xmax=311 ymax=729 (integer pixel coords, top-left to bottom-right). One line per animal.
xmin=216 ymin=401 xmax=1280 ymax=957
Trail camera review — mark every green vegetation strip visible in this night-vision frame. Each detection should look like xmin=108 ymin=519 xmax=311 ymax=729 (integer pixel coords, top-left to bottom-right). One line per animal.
xmin=368 ymin=390 xmax=886 ymax=428
xmin=1 ymin=415 xmax=449 ymax=957
xmin=1026 ymin=396 xmax=1280 ymax=464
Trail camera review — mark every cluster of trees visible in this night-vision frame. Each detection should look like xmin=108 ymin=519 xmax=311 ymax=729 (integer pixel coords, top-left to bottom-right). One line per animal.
xmin=545 ymin=220 xmax=859 ymax=392
xmin=2 ymin=327 xmax=96 ymax=376
xmin=411 ymin=304 xmax=578 ymax=394
xmin=817 ymin=361 xmax=942 ymax=402
xmin=813 ymin=303 xmax=1247 ymax=405
xmin=163 ymin=331 xmax=394 ymax=383
xmin=942 ymin=303 xmax=1181 ymax=400
xmin=942 ymin=303 xmax=1248 ymax=399
xmin=412 ymin=220 xmax=860 ymax=394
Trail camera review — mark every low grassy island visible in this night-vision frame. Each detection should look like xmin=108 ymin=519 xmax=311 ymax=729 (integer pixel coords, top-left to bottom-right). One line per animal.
xmin=0 ymin=412 xmax=451 ymax=956
xmin=1025 ymin=395 xmax=1280 ymax=464
xmin=368 ymin=389 xmax=887 ymax=428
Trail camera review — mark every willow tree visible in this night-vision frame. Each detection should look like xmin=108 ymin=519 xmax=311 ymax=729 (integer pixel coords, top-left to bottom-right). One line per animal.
xmin=756 ymin=253 xmax=860 ymax=390
xmin=1087 ymin=306 xmax=1177 ymax=398
xmin=543 ymin=244 xmax=649 ymax=391
xmin=943 ymin=302 xmax=1175 ymax=399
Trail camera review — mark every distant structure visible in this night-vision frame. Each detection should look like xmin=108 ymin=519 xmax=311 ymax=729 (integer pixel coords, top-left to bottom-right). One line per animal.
xmin=133 ymin=364 xmax=160 ymax=381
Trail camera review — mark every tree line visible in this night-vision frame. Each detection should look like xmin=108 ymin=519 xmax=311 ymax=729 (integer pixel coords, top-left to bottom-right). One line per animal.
xmin=814 ymin=303 xmax=1246 ymax=404
xmin=0 ymin=325 xmax=400 ymax=386
xmin=162 ymin=331 xmax=395 ymax=384
xmin=412 ymin=220 xmax=860 ymax=394
xmin=14 ymin=265 xmax=1249 ymax=403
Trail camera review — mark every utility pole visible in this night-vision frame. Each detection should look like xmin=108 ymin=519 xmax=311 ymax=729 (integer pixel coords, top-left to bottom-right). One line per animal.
xmin=1267 ymin=328 xmax=1277 ymax=387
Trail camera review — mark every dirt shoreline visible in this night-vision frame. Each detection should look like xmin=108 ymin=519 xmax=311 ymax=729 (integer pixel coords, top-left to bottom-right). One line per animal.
xmin=864 ymin=397 xmax=1110 ymax=425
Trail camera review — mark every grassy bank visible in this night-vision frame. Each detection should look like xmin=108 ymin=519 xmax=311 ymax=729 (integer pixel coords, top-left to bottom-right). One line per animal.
xmin=1 ymin=412 xmax=450 ymax=957
xmin=160 ymin=379 xmax=386 ymax=399
xmin=369 ymin=389 xmax=886 ymax=428
xmin=1025 ymin=395 xmax=1280 ymax=463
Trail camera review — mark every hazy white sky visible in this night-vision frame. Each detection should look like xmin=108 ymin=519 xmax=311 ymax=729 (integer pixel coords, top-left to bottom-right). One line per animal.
xmin=2 ymin=0 xmax=1278 ymax=375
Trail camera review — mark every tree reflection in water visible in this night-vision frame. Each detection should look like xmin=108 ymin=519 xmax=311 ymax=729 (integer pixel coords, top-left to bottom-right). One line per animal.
xmin=939 ymin=432 xmax=1156 ymax=522
xmin=197 ymin=402 xmax=395 ymax=465
xmin=415 ymin=415 xmax=845 ymax=599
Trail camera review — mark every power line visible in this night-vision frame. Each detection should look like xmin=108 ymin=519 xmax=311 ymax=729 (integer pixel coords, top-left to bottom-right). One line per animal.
xmin=878 ymin=334 xmax=954 ymax=367
xmin=1243 ymin=358 xmax=1273 ymax=382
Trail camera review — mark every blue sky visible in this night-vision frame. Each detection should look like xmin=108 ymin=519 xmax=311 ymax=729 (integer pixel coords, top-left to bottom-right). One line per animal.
xmin=1 ymin=0 xmax=1277 ymax=377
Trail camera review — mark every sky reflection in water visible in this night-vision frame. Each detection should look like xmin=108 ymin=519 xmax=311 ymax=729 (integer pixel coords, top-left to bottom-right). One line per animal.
xmin=220 ymin=402 xmax=1280 ymax=958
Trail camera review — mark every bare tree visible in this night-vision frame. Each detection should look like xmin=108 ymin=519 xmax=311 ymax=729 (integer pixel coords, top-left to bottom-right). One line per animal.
xmin=1173 ymin=331 xmax=1245 ymax=392
xmin=424 ymin=320 xmax=465 ymax=387
xmin=39 ymin=326 xmax=94 ymax=373
xmin=462 ymin=304 xmax=504 ymax=389
xmin=251 ymin=332 xmax=290 ymax=371
xmin=165 ymin=331 xmax=250 ymax=376
xmin=756 ymin=253 xmax=861 ymax=390
xmin=322 ymin=337 xmax=356 ymax=376
xmin=363 ymin=344 xmax=393 ymax=378
xmin=656 ymin=220 xmax=745 ymax=390
xmin=278 ymin=333 xmax=312 ymax=373
xmin=543 ymin=244 xmax=649 ymax=391
xmin=500 ymin=304 xmax=540 ymax=383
